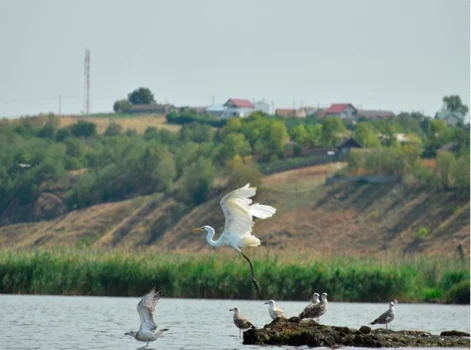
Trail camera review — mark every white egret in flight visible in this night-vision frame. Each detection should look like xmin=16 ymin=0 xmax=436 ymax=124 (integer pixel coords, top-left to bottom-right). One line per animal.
xmin=192 ymin=183 xmax=276 ymax=298
xmin=125 ymin=288 xmax=169 ymax=347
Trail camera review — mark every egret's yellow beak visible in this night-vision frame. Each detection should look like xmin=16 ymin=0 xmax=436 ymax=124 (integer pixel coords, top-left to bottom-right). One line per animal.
xmin=192 ymin=227 xmax=203 ymax=233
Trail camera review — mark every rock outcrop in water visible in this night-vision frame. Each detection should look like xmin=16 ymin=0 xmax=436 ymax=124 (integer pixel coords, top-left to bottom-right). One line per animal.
xmin=243 ymin=317 xmax=470 ymax=348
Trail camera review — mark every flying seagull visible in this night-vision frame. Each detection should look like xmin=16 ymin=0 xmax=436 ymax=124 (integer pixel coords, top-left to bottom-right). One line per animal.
xmin=193 ymin=183 xmax=276 ymax=298
xmin=125 ymin=288 xmax=169 ymax=347
xmin=370 ymin=301 xmax=395 ymax=329
xmin=299 ymin=292 xmax=328 ymax=323
xmin=265 ymin=299 xmax=287 ymax=320
xmin=229 ymin=307 xmax=255 ymax=338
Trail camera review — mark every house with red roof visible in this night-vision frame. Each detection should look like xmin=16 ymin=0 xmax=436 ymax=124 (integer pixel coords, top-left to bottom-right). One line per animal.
xmin=319 ymin=103 xmax=357 ymax=120
xmin=223 ymin=98 xmax=255 ymax=117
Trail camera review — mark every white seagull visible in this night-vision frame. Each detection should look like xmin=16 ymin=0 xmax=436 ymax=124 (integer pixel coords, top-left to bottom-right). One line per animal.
xmin=193 ymin=183 xmax=276 ymax=298
xmin=370 ymin=301 xmax=395 ymax=329
xmin=125 ymin=288 xmax=169 ymax=347
xmin=265 ymin=299 xmax=287 ymax=320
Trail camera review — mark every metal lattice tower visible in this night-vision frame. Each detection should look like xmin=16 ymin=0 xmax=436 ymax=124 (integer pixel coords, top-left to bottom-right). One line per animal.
xmin=83 ymin=49 xmax=90 ymax=115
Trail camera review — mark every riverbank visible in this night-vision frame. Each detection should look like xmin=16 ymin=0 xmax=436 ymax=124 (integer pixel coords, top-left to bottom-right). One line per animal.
xmin=0 ymin=248 xmax=468 ymax=303
xmin=243 ymin=318 xmax=470 ymax=347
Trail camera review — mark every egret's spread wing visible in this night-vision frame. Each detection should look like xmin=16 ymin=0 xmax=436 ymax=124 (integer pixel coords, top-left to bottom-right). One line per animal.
xmin=137 ymin=288 xmax=161 ymax=332
xmin=220 ymin=183 xmax=276 ymax=237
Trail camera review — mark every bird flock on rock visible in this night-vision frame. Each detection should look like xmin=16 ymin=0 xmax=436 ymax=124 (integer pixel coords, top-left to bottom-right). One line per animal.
xmin=125 ymin=184 xmax=396 ymax=346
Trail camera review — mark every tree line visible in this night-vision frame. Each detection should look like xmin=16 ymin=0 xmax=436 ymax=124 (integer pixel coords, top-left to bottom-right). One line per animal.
xmin=0 ymin=101 xmax=469 ymax=224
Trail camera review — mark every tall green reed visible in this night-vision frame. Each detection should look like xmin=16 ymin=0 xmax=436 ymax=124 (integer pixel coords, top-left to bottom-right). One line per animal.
xmin=0 ymin=248 xmax=468 ymax=303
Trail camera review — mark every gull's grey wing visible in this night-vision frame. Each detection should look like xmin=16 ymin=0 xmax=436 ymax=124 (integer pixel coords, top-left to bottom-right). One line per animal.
xmin=137 ymin=288 xmax=161 ymax=332
xmin=371 ymin=309 xmax=394 ymax=325
xmin=234 ymin=314 xmax=255 ymax=330
xmin=299 ymin=302 xmax=327 ymax=319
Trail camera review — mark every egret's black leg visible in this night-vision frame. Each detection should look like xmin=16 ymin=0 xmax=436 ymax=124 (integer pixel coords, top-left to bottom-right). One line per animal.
xmin=240 ymin=252 xmax=263 ymax=299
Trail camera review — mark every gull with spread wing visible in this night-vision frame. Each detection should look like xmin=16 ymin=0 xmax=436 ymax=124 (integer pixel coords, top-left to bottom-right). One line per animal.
xmin=193 ymin=183 xmax=276 ymax=298
xmin=125 ymin=288 xmax=169 ymax=347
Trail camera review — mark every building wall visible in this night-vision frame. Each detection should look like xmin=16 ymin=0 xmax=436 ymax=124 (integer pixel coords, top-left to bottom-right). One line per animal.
xmin=223 ymin=107 xmax=254 ymax=118
xmin=342 ymin=106 xmax=357 ymax=119
xmin=254 ymin=101 xmax=270 ymax=114
xmin=444 ymin=115 xmax=460 ymax=127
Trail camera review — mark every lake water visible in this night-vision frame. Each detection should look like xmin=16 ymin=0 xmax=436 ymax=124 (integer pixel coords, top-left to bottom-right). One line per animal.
xmin=0 ymin=294 xmax=469 ymax=350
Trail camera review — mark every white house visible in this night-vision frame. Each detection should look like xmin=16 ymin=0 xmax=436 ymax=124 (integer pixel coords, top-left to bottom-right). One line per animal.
xmin=435 ymin=110 xmax=465 ymax=127
xmin=254 ymin=100 xmax=270 ymax=114
xmin=320 ymin=103 xmax=357 ymax=120
xmin=222 ymin=98 xmax=255 ymax=117
xmin=205 ymin=103 xmax=225 ymax=117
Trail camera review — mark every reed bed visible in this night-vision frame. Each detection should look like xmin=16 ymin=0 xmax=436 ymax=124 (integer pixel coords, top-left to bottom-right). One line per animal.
xmin=0 ymin=248 xmax=468 ymax=303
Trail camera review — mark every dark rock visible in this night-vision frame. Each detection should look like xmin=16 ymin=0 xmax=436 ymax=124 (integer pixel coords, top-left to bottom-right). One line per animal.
xmin=243 ymin=318 xmax=470 ymax=347
xmin=441 ymin=330 xmax=470 ymax=337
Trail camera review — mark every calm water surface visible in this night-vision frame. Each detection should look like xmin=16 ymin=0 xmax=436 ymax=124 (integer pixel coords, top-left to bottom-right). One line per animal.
xmin=0 ymin=295 xmax=469 ymax=350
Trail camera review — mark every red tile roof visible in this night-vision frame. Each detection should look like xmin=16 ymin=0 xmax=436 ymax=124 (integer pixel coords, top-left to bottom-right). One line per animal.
xmin=225 ymin=98 xmax=254 ymax=108
xmin=320 ymin=103 xmax=355 ymax=117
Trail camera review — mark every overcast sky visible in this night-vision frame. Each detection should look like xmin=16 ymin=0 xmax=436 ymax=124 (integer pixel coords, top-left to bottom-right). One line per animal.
xmin=0 ymin=0 xmax=469 ymax=118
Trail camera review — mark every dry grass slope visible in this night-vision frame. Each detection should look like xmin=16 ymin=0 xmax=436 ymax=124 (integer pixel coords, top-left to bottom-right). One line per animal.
xmin=59 ymin=115 xmax=181 ymax=134
xmin=0 ymin=164 xmax=468 ymax=258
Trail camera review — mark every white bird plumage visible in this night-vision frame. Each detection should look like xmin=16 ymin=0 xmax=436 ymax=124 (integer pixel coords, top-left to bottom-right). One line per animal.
xmin=125 ymin=288 xmax=169 ymax=347
xmin=193 ymin=183 xmax=276 ymax=297
xmin=265 ymin=299 xmax=287 ymax=320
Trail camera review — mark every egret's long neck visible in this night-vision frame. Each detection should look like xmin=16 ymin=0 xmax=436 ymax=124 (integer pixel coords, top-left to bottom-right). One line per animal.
xmin=205 ymin=226 xmax=219 ymax=247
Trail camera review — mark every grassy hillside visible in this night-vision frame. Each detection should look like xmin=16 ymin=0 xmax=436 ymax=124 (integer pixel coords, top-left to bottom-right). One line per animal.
xmin=0 ymin=163 xmax=468 ymax=258
xmin=59 ymin=114 xmax=181 ymax=133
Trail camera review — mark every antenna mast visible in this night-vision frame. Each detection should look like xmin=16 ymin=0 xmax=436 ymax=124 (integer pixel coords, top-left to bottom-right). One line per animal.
xmin=83 ymin=49 xmax=90 ymax=115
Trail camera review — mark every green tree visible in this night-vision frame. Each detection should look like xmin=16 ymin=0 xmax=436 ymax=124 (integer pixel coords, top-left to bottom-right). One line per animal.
xmin=267 ymin=121 xmax=289 ymax=155
xmin=291 ymin=125 xmax=309 ymax=145
xmin=56 ymin=128 xmax=71 ymax=142
xmin=430 ymin=120 xmax=447 ymax=135
xmin=321 ymin=117 xmax=346 ymax=147
xmin=436 ymin=151 xmax=457 ymax=188
xmin=113 ymin=99 xmax=131 ymax=113
xmin=70 ymin=121 xmax=97 ymax=138
xmin=128 ymin=87 xmax=156 ymax=105
xmin=178 ymin=158 xmax=215 ymax=204
xmin=353 ymin=122 xmax=381 ymax=148
xmin=454 ymin=155 xmax=470 ymax=199
xmin=442 ymin=95 xmax=469 ymax=114
xmin=305 ymin=124 xmax=322 ymax=146
xmin=216 ymin=132 xmax=251 ymax=164
xmin=37 ymin=122 xmax=56 ymax=139
xmin=151 ymin=149 xmax=177 ymax=194
xmin=226 ymin=155 xmax=262 ymax=189
xmin=104 ymin=122 xmax=122 ymax=136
